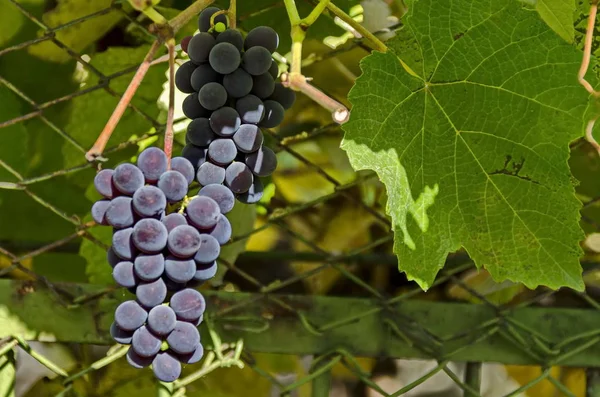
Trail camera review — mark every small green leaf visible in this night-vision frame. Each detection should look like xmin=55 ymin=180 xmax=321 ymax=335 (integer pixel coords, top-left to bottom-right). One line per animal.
xmin=342 ymin=0 xmax=587 ymax=291
xmin=80 ymin=210 xmax=113 ymax=285
xmin=27 ymin=0 xmax=123 ymax=63
xmin=536 ymin=0 xmax=575 ymax=43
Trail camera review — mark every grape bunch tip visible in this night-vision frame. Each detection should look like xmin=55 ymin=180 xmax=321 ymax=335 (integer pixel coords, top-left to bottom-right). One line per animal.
xmin=92 ymin=6 xmax=293 ymax=383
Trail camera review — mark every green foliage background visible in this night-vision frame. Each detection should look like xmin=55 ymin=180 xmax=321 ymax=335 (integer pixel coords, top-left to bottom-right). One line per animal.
xmin=3 ymin=0 xmax=600 ymax=395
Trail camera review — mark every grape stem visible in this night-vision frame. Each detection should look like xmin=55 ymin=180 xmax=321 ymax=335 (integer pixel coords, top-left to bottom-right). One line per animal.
xmin=85 ymin=0 xmax=215 ymax=162
xmin=282 ymin=0 xmax=358 ymax=124
xmin=579 ymin=1 xmax=600 ymax=155
xmin=228 ymin=0 xmax=237 ymax=28
xmin=164 ymin=39 xmax=176 ymax=170
xmin=85 ymin=40 xmax=162 ymax=162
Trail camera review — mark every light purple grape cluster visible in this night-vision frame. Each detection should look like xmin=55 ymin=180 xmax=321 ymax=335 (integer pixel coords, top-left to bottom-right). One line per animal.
xmin=91 ymin=146 xmax=233 ymax=382
xmin=177 ymin=6 xmax=294 ymax=205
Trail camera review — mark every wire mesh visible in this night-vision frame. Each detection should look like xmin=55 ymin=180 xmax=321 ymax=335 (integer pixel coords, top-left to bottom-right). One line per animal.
xmin=2 ymin=1 xmax=600 ymax=396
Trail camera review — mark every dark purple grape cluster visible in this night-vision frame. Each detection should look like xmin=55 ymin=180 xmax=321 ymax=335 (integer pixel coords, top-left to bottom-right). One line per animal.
xmin=91 ymin=146 xmax=233 ymax=382
xmin=176 ymin=7 xmax=294 ymax=205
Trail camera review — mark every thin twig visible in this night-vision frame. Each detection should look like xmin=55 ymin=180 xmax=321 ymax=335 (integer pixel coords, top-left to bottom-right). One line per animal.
xmin=85 ymin=40 xmax=162 ymax=161
xmin=281 ymin=73 xmax=349 ymax=124
xmin=169 ymin=0 xmax=215 ymax=33
xmin=325 ymin=2 xmax=387 ymax=53
xmin=579 ymin=1 xmax=599 ymax=96
xmin=165 ymin=40 xmax=176 ymax=169
xmin=579 ymin=1 xmax=600 ymax=155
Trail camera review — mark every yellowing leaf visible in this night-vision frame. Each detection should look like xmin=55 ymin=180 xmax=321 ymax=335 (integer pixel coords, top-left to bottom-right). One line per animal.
xmin=0 ymin=254 xmax=33 ymax=280
xmin=291 ymin=204 xmax=377 ymax=294
xmin=447 ymin=269 xmax=524 ymax=305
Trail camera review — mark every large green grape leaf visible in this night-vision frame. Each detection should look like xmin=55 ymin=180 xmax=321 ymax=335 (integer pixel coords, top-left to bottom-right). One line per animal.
xmin=342 ymin=0 xmax=589 ymax=291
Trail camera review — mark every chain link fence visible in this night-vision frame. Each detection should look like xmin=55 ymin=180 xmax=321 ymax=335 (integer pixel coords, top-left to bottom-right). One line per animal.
xmin=2 ymin=1 xmax=600 ymax=396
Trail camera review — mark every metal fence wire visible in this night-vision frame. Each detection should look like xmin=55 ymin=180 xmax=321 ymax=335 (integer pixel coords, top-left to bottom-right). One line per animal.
xmin=2 ymin=1 xmax=600 ymax=396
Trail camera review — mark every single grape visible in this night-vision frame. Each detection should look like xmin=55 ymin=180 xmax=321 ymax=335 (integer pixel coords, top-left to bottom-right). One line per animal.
xmin=176 ymin=343 xmax=204 ymax=364
xmin=110 ymin=322 xmax=133 ymax=345
xmin=195 ymin=234 xmax=221 ymax=264
xmin=199 ymin=82 xmax=227 ymax=110
xmin=158 ymin=171 xmax=188 ymax=203
xmin=170 ymin=289 xmax=206 ymax=322
xmin=132 ymin=218 xmax=168 ymax=254
xmin=193 ymin=261 xmax=218 ymax=282
xmin=235 ymin=94 xmax=265 ymax=124
xmin=269 ymin=83 xmax=296 ymax=109
xmin=91 ymin=200 xmax=110 ymax=225
xmin=186 ymin=196 xmax=220 ymax=229
xmin=233 ymin=124 xmax=263 ymax=153
xmin=162 ymin=213 xmax=188 ymax=233
xmin=94 ymin=169 xmax=115 ymax=199
xmin=112 ymin=227 xmax=136 ymax=260
xmin=113 ymin=163 xmax=145 ymax=196
xmin=175 ymin=61 xmax=196 ymax=94
xmin=197 ymin=162 xmax=226 ymax=186
xmin=132 ymin=326 xmax=162 ymax=357
xmin=190 ymin=63 xmax=220 ymax=92
xmin=137 ymin=147 xmax=168 ymax=183
xmin=198 ymin=184 xmax=235 ymax=214
xmin=187 ymin=32 xmax=216 ymax=64
xmin=182 ymin=93 xmax=211 ymax=119
xmin=186 ymin=118 xmax=215 ymax=147
xmin=214 ymin=21 xmax=227 ymax=33
xmin=181 ymin=36 xmax=192 ymax=53
xmin=251 ymin=72 xmax=275 ymax=99
xmin=170 ymin=157 xmax=195 ymax=185
xmin=107 ymin=247 xmax=121 ymax=267
xmin=147 ymin=305 xmax=177 ymax=336
xmin=268 ymin=61 xmax=278 ymax=79
xmin=216 ymin=29 xmax=243 ymax=51
xmin=222 ymin=68 xmax=252 ymax=98
xmin=208 ymin=139 xmax=237 ymax=166
xmin=167 ymin=321 xmax=201 ymax=354
xmin=168 ymin=225 xmax=202 ymax=258
xmin=209 ymin=42 xmax=241 ymax=75
xmin=115 ymin=300 xmax=147 ymax=331
xmin=241 ymin=46 xmax=272 ymax=76
xmin=113 ymin=261 xmax=137 ymax=288
xmin=198 ymin=6 xmax=227 ymax=32
xmin=153 ymin=352 xmax=182 ymax=383
xmin=236 ymin=177 xmax=264 ymax=204
xmin=127 ymin=348 xmax=154 ymax=369
xmin=245 ymin=146 xmax=278 ymax=177
xmin=133 ymin=186 xmax=167 ymax=218
xmin=260 ymin=99 xmax=285 ymax=128
xmin=105 ymin=196 xmax=135 ymax=229
xmin=136 ymin=278 xmax=168 ymax=308
xmin=182 ymin=144 xmax=208 ymax=170
xmin=225 ymin=162 xmax=254 ymax=194
xmin=210 ymin=214 xmax=232 ymax=245
xmin=164 ymin=256 xmax=196 ymax=283
xmin=134 ymin=253 xmax=165 ymax=282
xmin=209 ymin=106 xmax=241 ymax=137
xmin=244 ymin=26 xmax=279 ymax=53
